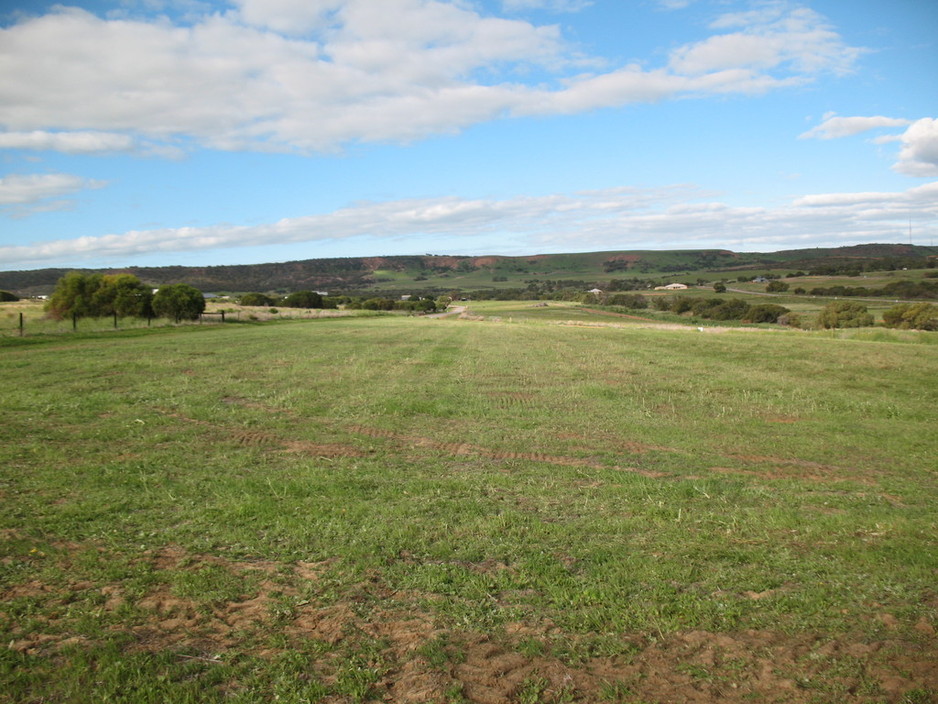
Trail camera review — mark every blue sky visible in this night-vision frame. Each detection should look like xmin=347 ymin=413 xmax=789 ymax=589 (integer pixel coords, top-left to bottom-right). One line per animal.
xmin=1 ymin=0 xmax=936 ymax=270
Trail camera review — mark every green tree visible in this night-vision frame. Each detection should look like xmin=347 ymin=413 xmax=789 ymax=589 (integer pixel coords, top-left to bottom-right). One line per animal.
xmin=152 ymin=284 xmax=205 ymax=322
xmin=0 ymin=290 xmax=19 ymax=302
xmin=766 ymin=280 xmax=789 ymax=293
xmin=46 ymin=272 xmax=104 ymax=319
xmin=816 ymin=301 xmax=873 ymax=329
xmin=239 ymin=292 xmax=277 ymax=306
xmin=882 ymin=302 xmax=938 ymax=330
xmin=712 ymin=282 xmax=726 ymax=293
xmin=92 ymin=274 xmax=153 ymax=318
xmin=745 ymin=303 xmax=789 ymax=324
xmin=281 ymin=290 xmax=323 ymax=308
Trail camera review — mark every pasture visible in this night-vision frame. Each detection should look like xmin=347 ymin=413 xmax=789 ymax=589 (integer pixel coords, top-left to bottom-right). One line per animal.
xmin=1 ymin=311 xmax=936 ymax=703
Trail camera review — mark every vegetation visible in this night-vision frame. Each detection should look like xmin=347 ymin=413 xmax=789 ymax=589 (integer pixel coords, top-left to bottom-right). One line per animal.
xmin=3 ymin=243 xmax=934 ymax=297
xmin=152 ymin=283 xmax=206 ymax=322
xmin=1 ymin=313 xmax=935 ymax=702
xmin=0 ymin=290 xmax=18 ymax=302
xmin=806 ymin=280 xmax=938 ymax=299
xmin=282 ymin=290 xmax=324 ymax=309
xmin=882 ymin=302 xmax=938 ymax=330
xmin=653 ymin=295 xmax=790 ymax=324
xmin=45 ymin=272 xmax=153 ymax=320
xmin=816 ymin=301 xmax=875 ymax=329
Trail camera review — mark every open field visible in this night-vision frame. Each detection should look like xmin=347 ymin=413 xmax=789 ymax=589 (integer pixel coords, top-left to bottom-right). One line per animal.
xmin=1 ymin=311 xmax=936 ymax=703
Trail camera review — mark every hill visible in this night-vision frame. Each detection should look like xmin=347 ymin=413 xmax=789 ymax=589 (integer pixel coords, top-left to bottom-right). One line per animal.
xmin=1 ymin=243 xmax=935 ymax=296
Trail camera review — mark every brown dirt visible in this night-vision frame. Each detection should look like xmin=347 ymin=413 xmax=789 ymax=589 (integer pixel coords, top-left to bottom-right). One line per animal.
xmin=2 ymin=542 xmax=935 ymax=702
xmin=347 ymin=424 xmax=668 ymax=478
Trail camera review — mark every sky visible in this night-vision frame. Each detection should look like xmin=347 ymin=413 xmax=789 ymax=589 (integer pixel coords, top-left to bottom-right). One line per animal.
xmin=0 ymin=0 xmax=936 ymax=271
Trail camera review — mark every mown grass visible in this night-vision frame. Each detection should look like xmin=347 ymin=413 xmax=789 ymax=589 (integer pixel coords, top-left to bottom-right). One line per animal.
xmin=1 ymin=312 xmax=936 ymax=702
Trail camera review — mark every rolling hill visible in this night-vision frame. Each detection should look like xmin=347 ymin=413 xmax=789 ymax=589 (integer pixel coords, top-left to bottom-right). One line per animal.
xmin=1 ymin=243 xmax=935 ymax=296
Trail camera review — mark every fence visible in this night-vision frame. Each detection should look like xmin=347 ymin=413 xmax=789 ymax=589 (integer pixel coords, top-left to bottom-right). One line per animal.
xmin=1 ymin=311 xmax=228 ymax=338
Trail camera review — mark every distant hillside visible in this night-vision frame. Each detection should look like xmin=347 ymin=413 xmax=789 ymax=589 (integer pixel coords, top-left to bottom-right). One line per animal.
xmin=1 ymin=243 xmax=935 ymax=296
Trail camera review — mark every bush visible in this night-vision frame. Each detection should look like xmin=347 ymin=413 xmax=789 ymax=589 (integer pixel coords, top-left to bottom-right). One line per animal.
xmin=765 ymin=281 xmax=789 ymax=293
xmin=282 ymin=290 xmax=323 ymax=308
xmin=0 ymin=290 xmax=19 ymax=302
xmin=816 ymin=301 xmax=874 ymax=329
xmin=882 ymin=302 xmax=938 ymax=330
xmin=745 ymin=303 xmax=789 ymax=324
xmin=152 ymin=284 xmax=205 ymax=322
xmin=712 ymin=282 xmax=726 ymax=293
xmin=240 ymin=292 xmax=276 ymax=306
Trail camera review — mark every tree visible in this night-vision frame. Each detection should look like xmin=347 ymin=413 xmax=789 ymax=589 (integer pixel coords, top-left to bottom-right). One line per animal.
xmin=46 ymin=272 xmax=153 ymax=319
xmin=239 ymin=292 xmax=277 ymax=307
xmin=745 ymin=303 xmax=789 ymax=324
xmin=152 ymin=284 xmax=205 ymax=322
xmin=46 ymin=272 xmax=103 ymax=319
xmin=816 ymin=301 xmax=873 ymax=329
xmin=0 ymin=290 xmax=19 ymax=302
xmin=281 ymin=290 xmax=323 ymax=308
xmin=713 ymin=282 xmax=726 ymax=293
xmin=882 ymin=302 xmax=938 ymax=330
xmin=766 ymin=281 xmax=789 ymax=293
xmin=93 ymin=274 xmax=153 ymax=318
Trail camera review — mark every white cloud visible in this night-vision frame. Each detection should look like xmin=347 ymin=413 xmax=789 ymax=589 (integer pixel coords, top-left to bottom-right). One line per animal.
xmin=670 ymin=6 xmax=863 ymax=78
xmin=0 ymin=130 xmax=136 ymax=154
xmin=798 ymin=114 xmax=938 ymax=178
xmin=4 ymin=182 xmax=936 ymax=269
xmin=894 ymin=118 xmax=938 ymax=177
xmin=799 ymin=114 xmax=912 ymax=140
xmin=0 ymin=2 xmax=864 ymax=155
xmin=0 ymin=173 xmax=106 ymax=206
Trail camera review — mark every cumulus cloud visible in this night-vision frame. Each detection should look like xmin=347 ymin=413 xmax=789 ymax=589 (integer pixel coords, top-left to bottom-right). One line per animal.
xmin=3 ymin=181 xmax=935 ymax=269
xmin=0 ymin=1 xmax=864 ymax=154
xmin=798 ymin=114 xmax=937 ymax=177
xmin=799 ymin=113 xmax=912 ymax=139
xmin=894 ymin=118 xmax=938 ymax=177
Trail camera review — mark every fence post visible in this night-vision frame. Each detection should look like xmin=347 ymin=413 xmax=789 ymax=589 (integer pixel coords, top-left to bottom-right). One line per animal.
xmin=113 ymin=312 xmax=118 ymax=328
xmin=72 ymin=313 xmax=77 ymax=331
xmin=221 ymin=310 xmax=225 ymax=323
xmin=19 ymin=312 xmax=24 ymax=337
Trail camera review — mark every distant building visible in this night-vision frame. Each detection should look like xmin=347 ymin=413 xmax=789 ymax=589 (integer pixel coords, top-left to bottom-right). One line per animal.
xmin=654 ymin=283 xmax=688 ymax=290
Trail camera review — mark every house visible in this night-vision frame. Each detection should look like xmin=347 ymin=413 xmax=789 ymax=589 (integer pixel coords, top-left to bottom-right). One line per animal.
xmin=654 ymin=283 xmax=688 ymax=290
xmin=587 ymin=288 xmax=603 ymax=295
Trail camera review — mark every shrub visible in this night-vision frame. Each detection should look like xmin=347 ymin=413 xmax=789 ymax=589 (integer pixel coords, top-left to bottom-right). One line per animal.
xmin=712 ymin=282 xmax=726 ymax=293
xmin=816 ymin=301 xmax=874 ymax=329
xmin=765 ymin=281 xmax=789 ymax=293
xmin=777 ymin=312 xmax=802 ymax=327
xmin=0 ymin=290 xmax=19 ymax=302
xmin=282 ymin=291 xmax=323 ymax=308
xmin=152 ymin=284 xmax=205 ymax=322
xmin=606 ymin=293 xmax=648 ymax=309
xmin=240 ymin=292 xmax=276 ymax=306
xmin=745 ymin=303 xmax=789 ymax=324
xmin=882 ymin=302 xmax=938 ymax=330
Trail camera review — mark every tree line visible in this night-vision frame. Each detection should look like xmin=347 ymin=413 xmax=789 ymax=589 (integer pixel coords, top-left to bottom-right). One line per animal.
xmin=46 ymin=273 xmax=205 ymax=322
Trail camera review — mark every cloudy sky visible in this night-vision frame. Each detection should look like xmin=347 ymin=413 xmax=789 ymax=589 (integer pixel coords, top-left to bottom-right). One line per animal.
xmin=1 ymin=0 xmax=936 ymax=270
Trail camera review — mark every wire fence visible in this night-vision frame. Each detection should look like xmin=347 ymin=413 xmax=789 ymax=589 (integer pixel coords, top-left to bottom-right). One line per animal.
xmin=0 ymin=311 xmax=228 ymax=338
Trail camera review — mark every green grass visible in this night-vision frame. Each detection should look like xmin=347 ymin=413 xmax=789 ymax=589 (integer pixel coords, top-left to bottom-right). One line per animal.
xmin=1 ymin=312 xmax=936 ymax=702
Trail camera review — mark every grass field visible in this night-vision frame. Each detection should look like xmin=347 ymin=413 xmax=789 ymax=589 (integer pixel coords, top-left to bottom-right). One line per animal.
xmin=1 ymin=310 xmax=936 ymax=703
